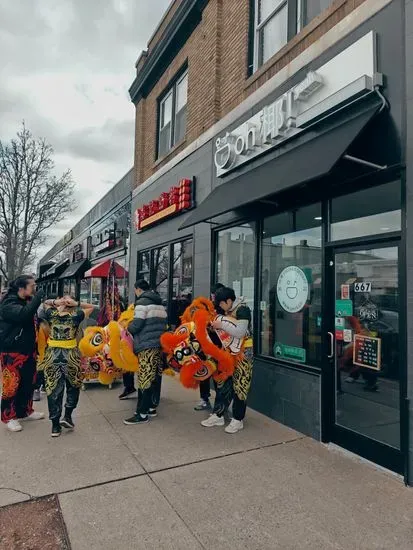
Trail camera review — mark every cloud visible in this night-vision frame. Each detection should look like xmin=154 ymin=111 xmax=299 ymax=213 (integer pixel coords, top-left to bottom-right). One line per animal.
xmin=0 ymin=0 xmax=171 ymax=263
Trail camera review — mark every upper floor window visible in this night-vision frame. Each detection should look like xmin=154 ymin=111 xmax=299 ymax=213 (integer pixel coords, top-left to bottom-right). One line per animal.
xmin=255 ymin=0 xmax=288 ymax=69
xmin=297 ymin=0 xmax=335 ymax=31
xmin=158 ymin=71 xmax=188 ymax=159
xmin=253 ymin=0 xmax=335 ymax=71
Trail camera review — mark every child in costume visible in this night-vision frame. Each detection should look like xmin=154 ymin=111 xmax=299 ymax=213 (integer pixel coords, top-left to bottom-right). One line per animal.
xmin=201 ymin=286 xmax=253 ymax=434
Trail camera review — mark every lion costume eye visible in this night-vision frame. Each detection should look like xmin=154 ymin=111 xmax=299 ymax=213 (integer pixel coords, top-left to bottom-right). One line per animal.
xmin=92 ymin=333 xmax=103 ymax=346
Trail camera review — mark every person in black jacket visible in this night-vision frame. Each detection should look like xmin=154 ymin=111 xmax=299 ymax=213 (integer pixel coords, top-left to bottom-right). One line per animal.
xmin=123 ymin=280 xmax=167 ymax=425
xmin=0 ymin=275 xmax=45 ymax=432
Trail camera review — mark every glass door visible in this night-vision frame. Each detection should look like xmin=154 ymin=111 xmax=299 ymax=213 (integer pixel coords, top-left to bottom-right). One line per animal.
xmin=325 ymin=241 xmax=403 ymax=473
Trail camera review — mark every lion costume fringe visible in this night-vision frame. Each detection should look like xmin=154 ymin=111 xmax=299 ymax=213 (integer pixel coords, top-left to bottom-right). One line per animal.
xmin=161 ymin=297 xmax=241 ymax=389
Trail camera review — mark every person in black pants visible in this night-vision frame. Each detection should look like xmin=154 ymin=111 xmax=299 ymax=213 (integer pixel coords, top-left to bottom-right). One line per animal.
xmin=194 ymin=283 xmax=224 ymax=412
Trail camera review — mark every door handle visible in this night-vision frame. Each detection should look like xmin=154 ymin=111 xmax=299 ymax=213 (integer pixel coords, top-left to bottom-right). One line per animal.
xmin=327 ymin=332 xmax=334 ymax=359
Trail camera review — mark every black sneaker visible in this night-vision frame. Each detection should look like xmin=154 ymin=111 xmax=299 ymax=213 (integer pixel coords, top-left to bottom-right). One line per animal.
xmin=119 ymin=388 xmax=137 ymax=400
xmin=51 ymin=423 xmax=62 ymax=438
xmin=60 ymin=416 xmax=75 ymax=429
xmin=148 ymin=408 xmax=157 ymax=418
xmin=123 ymin=414 xmax=149 ymax=425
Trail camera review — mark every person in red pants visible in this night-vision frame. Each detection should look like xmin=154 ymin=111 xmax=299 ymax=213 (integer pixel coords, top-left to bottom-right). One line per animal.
xmin=0 ymin=275 xmax=45 ymax=432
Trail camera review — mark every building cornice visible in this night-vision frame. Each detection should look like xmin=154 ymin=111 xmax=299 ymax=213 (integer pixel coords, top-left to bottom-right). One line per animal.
xmin=129 ymin=0 xmax=208 ymax=102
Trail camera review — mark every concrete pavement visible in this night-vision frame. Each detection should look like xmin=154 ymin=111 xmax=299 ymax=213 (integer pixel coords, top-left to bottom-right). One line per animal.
xmin=1 ymin=376 xmax=413 ymax=549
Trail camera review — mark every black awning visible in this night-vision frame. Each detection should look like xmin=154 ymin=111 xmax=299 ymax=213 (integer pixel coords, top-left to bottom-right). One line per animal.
xmin=42 ymin=258 xmax=70 ymax=279
xmin=179 ymin=103 xmax=380 ymax=230
xmin=58 ymin=259 xmax=90 ymax=280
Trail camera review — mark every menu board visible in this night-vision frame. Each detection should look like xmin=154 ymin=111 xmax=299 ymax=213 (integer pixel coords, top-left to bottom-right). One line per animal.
xmin=352 ymin=334 xmax=381 ymax=371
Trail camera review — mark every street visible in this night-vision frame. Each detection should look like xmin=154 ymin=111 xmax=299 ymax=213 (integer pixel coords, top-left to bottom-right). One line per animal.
xmin=1 ymin=376 xmax=413 ymax=549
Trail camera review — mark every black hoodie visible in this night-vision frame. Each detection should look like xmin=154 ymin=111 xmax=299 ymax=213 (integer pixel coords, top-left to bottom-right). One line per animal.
xmin=0 ymin=290 xmax=44 ymax=354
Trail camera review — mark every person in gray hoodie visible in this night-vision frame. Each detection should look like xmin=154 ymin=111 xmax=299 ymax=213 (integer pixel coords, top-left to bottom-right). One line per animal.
xmin=123 ymin=279 xmax=167 ymax=425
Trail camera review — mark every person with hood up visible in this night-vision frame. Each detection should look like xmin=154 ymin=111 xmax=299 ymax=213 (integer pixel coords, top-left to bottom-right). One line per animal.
xmin=123 ymin=279 xmax=167 ymax=425
xmin=0 ymin=275 xmax=45 ymax=432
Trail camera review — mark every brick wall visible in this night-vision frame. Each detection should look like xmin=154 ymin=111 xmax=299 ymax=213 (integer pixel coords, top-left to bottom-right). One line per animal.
xmin=133 ymin=0 xmax=369 ymax=187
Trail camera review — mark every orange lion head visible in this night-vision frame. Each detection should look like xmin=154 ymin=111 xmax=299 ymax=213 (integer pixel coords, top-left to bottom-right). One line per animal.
xmin=161 ymin=304 xmax=235 ymax=389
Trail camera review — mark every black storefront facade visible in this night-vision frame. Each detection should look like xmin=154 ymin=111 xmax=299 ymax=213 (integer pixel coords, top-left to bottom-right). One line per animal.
xmin=131 ymin=2 xmax=411 ymax=481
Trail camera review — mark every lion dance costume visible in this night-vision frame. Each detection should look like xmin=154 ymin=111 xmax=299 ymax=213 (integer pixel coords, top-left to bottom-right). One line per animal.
xmin=78 ymin=306 xmax=138 ymax=385
xmin=161 ymin=297 xmax=253 ymax=422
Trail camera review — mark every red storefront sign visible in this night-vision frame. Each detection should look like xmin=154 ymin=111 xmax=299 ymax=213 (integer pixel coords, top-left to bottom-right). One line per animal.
xmin=134 ymin=178 xmax=194 ymax=231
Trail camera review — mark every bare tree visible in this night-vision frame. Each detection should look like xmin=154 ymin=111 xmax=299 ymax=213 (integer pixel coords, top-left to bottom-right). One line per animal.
xmin=0 ymin=123 xmax=75 ymax=283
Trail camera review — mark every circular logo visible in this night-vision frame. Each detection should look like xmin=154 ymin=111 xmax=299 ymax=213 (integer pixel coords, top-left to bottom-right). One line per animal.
xmin=277 ymin=266 xmax=309 ymax=313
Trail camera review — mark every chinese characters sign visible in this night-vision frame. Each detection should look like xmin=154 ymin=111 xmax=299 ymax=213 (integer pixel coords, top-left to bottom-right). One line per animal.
xmin=134 ymin=178 xmax=194 ymax=232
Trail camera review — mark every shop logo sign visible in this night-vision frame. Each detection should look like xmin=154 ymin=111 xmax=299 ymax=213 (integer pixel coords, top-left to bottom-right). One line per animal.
xmin=277 ymin=266 xmax=309 ymax=314
xmin=214 ymin=71 xmax=323 ymax=177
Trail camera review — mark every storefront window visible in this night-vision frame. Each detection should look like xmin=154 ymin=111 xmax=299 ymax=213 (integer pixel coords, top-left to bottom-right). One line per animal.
xmin=331 ymin=181 xmax=401 ymax=241
xmin=116 ymin=256 xmax=129 ymax=308
xmin=216 ymin=224 xmax=255 ymax=315
xmin=91 ymin=278 xmax=101 ymax=306
xmin=170 ymin=240 xmax=193 ymax=327
xmin=80 ymin=279 xmax=90 ymax=303
xmin=153 ymin=246 xmax=169 ymax=307
xmin=260 ymin=204 xmax=322 ymax=366
xmin=137 ymin=250 xmax=151 ymax=280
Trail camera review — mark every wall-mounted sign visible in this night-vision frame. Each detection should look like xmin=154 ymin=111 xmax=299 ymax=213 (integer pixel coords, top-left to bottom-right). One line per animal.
xmin=353 ymin=334 xmax=381 ymax=371
xmin=276 ymin=266 xmax=309 ymax=314
xmin=354 ymin=282 xmax=372 ymax=293
xmin=63 ymin=230 xmax=73 ymax=245
xmin=214 ymin=32 xmax=381 ymax=177
xmin=135 ymin=178 xmax=194 ymax=232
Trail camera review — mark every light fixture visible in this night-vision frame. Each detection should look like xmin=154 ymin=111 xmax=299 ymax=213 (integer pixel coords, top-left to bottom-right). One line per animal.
xmin=380 ymin=227 xmax=390 ymax=231
xmin=314 ymin=216 xmax=322 ymax=221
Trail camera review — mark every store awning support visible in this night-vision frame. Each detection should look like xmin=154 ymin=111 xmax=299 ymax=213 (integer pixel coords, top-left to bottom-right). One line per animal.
xmin=343 ymin=155 xmax=387 ymax=171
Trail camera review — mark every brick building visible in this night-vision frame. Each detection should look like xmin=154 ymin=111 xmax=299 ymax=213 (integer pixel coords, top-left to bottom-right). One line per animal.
xmin=129 ymin=0 xmax=412 ymax=482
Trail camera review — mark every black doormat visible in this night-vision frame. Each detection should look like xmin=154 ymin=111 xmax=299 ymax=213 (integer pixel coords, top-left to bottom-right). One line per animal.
xmin=0 ymin=495 xmax=70 ymax=549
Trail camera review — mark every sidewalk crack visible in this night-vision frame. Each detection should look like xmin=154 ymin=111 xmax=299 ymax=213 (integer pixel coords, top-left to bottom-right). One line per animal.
xmin=0 ymin=487 xmax=32 ymax=499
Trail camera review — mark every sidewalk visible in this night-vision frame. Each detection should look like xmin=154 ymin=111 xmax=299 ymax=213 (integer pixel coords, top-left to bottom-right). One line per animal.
xmin=1 ymin=377 xmax=413 ymax=549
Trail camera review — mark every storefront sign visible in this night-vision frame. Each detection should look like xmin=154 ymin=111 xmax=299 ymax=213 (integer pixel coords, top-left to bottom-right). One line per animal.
xmin=274 ymin=342 xmax=306 ymax=363
xmin=353 ymin=334 xmax=381 ymax=371
xmin=135 ymin=178 xmax=194 ymax=231
xmin=214 ymin=32 xmax=380 ymax=177
xmin=63 ymin=230 xmax=73 ymax=245
xmin=354 ymin=282 xmax=372 ymax=292
xmin=335 ymin=300 xmax=353 ymax=317
xmin=276 ymin=266 xmax=309 ymax=313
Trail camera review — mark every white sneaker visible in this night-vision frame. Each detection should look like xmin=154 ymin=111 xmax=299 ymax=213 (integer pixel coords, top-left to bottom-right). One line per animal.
xmin=201 ymin=414 xmax=225 ymax=428
xmin=6 ymin=419 xmax=23 ymax=432
xmin=24 ymin=412 xmax=45 ymax=421
xmin=225 ymin=419 xmax=244 ymax=434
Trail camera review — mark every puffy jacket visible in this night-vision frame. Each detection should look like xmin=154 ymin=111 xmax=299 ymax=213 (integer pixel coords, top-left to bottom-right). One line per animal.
xmin=128 ymin=291 xmax=167 ymax=354
xmin=0 ymin=290 xmax=44 ymax=354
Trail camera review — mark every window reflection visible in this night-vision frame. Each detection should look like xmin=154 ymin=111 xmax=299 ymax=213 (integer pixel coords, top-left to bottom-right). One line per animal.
xmin=170 ymin=240 xmax=193 ymax=328
xmin=153 ymin=246 xmax=169 ymax=307
xmin=216 ymin=225 xmax=255 ymax=317
xmin=260 ymin=204 xmax=322 ymax=366
xmin=331 ymin=181 xmax=401 ymax=241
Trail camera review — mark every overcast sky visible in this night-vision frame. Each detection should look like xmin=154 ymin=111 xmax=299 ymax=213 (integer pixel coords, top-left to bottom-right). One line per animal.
xmin=0 ymin=0 xmax=171 ymax=261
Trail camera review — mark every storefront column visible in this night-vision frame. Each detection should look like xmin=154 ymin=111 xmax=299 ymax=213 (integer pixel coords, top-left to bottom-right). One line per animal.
xmin=404 ymin=0 xmax=413 ymax=485
xmin=193 ymin=223 xmax=211 ymax=298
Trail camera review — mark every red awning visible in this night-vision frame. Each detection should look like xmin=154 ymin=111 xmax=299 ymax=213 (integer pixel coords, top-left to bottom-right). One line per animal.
xmin=84 ymin=260 xmax=128 ymax=279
